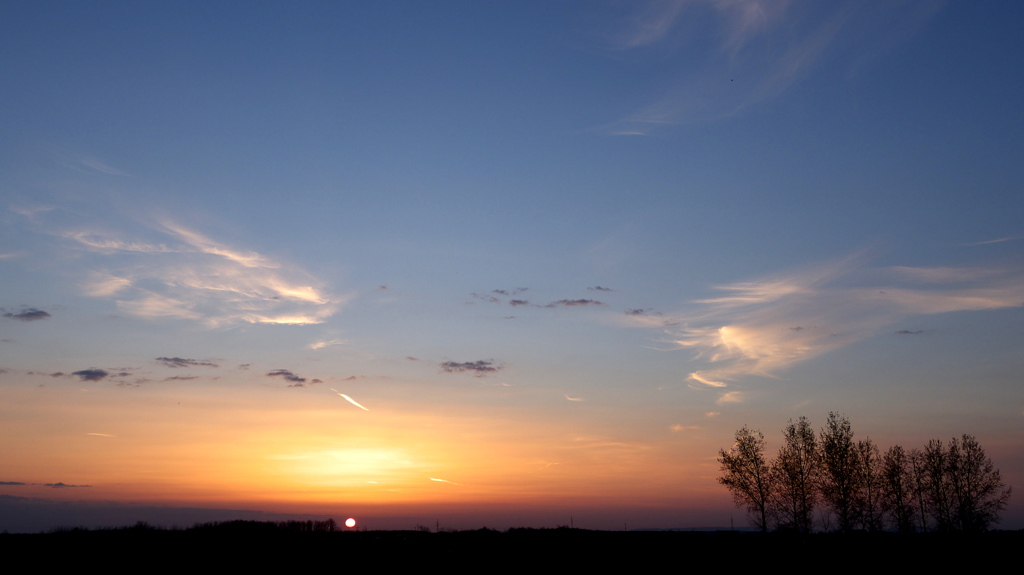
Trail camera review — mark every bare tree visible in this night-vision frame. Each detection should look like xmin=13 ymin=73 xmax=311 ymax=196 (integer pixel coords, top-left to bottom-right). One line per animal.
xmin=945 ymin=434 xmax=1011 ymax=532
xmin=856 ymin=437 xmax=884 ymax=531
xmin=908 ymin=448 xmax=930 ymax=531
xmin=881 ymin=444 xmax=917 ymax=533
xmin=716 ymin=417 xmax=1011 ymax=534
xmin=718 ymin=426 xmax=774 ymax=532
xmin=818 ymin=412 xmax=858 ymax=532
xmin=771 ymin=417 xmax=818 ymax=534
xmin=922 ymin=439 xmax=953 ymax=531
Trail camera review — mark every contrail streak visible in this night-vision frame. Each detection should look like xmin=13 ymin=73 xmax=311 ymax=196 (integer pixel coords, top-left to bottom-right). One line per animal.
xmin=430 ymin=477 xmax=463 ymax=486
xmin=330 ymin=388 xmax=369 ymax=411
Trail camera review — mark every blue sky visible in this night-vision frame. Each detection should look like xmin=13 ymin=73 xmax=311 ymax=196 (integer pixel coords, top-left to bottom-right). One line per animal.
xmin=2 ymin=1 xmax=1023 ymax=531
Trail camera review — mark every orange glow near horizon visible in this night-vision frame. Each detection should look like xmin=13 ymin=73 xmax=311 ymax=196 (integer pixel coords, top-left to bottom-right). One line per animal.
xmin=0 ymin=378 xmax=712 ymax=512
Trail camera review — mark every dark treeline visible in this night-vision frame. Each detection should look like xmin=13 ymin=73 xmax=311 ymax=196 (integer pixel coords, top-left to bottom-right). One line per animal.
xmin=718 ymin=413 xmax=1012 ymax=534
xmin=45 ymin=518 xmax=341 ymax=534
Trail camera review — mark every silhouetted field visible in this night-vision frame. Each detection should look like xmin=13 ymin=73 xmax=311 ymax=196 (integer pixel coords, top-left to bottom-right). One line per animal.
xmin=1 ymin=521 xmax=1019 ymax=568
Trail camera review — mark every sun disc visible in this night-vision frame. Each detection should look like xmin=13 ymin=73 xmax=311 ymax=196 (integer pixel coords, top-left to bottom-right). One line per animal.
xmin=345 ymin=517 xmax=356 ymax=528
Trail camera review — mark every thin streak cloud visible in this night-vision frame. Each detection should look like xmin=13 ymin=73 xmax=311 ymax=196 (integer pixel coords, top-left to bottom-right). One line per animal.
xmin=331 ymin=388 xmax=370 ymax=411
xmin=309 ymin=339 xmax=348 ymax=350
xmin=966 ymin=235 xmax=1020 ymax=246
xmin=612 ymin=0 xmax=687 ymax=48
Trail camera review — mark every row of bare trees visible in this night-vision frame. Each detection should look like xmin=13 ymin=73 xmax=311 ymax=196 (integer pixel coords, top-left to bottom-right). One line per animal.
xmin=717 ymin=413 xmax=1011 ymax=534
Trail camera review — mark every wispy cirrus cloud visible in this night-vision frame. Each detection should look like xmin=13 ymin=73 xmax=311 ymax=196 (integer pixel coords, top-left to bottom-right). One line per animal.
xmin=669 ymin=257 xmax=1024 ymax=391
xmin=601 ymin=0 xmax=943 ymax=133
xmin=65 ymin=221 xmax=341 ymax=327
xmin=51 ymin=149 xmax=130 ymax=176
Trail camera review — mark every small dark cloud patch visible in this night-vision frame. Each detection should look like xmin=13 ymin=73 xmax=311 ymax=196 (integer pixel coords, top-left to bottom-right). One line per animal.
xmin=72 ymin=369 xmax=108 ymax=382
xmin=588 ymin=286 xmax=613 ymax=292
xmin=509 ymin=299 xmax=529 ymax=306
xmin=406 ymin=356 xmax=419 ymax=361
xmin=311 ymin=378 xmax=322 ymax=384
xmin=471 ymin=293 xmax=501 ymax=303
xmin=238 ymin=363 xmax=251 ymax=370
xmin=0 ymin=480 xmax=89 ymax=488
xmin=3 ymin=307 xmax=51 ymax=322
xmin=162 ymin=375 xmax=199 ymax=381
xmin=288 ymin=382 xmax=304 ymax=388
xmin=342 ymin=374 xmax=391 ymax=381
xmin=630 ymin=308 xmax=662 ymax=316
xmin=544 ymin=299 xmax=604 ymax=308
xmin=896 ymin=330 xmax=924 ymax=335
xmin=49 ymin=372 xmax=65 ymax=377
xmin=157 ymin=357 xmax=218 ymax=368
xmin=378 ymin=285 xmax=388 ymax=290
xmin=267 ymin=369 xmax=306 ymax=383
xmin=441 ymin=360 xmax=502 ymax=375
xmin=789 ymin=326 xmax=803 ymax=331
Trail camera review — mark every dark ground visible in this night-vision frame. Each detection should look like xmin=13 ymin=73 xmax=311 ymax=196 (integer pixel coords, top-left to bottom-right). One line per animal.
xmin=2 ymin=524 xmax=1019 ymax=568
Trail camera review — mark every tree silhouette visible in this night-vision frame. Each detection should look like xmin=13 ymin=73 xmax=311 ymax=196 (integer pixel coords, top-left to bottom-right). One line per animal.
xmin=856 ymin=437 xmax=884 ymax=531
xmin=881 ymin=445 xmax=917 ymax=533
xmin=718 ymin=417 xmax=1010 ymax=533
xmin=819 ymin=412 xmax=858 ymax=532
xmin=718 ymin=426 xmax=774 ymax=532
xmin=945 ymin=434 xmax=1011 ymax=532
xmin=771 ymin=417 xmax=818 ymax=534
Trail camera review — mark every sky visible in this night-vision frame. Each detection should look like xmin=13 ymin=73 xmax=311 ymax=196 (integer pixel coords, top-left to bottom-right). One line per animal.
xmin=2 ymin=0 xmax=1023 ymax=532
